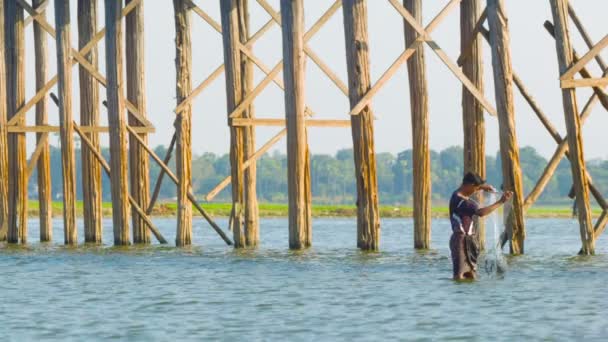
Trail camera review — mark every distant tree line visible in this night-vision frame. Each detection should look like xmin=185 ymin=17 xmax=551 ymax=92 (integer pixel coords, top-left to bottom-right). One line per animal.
xmin=28 ymin=143 xmax=608 ymax=206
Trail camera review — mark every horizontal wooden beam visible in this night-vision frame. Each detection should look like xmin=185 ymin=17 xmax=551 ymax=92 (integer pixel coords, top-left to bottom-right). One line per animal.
xmin=230 ymin=118 xmax=352 ymax=127
xmin=7 ymin=125 xmax=154 ymax=133
xmin=560 ymin=34 xmax=608 ymax=80
xmin=560 ymin=77 xmax=608 ymax=88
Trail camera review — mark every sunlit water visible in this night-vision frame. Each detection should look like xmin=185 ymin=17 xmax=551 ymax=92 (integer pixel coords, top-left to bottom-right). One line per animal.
xmin=1 ymin=217 xmax=607 ymax=341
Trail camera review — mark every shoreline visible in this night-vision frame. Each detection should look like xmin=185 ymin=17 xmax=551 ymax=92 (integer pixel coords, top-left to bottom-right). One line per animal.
xmin=25 ymin=201 xmax=595 ymax=219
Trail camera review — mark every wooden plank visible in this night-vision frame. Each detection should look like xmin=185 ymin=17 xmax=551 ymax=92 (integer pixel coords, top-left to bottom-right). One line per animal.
xmin=105 ymin=0 xmax=131 ymax=246
xmin=230 ymin=118 xmax=351 ymax=127
xmin=146 ymin=133 xmax=177 ymax=214
xmin=7 ymin=125 xmax=154 ymax=133
xmin=349 ymin=0 xmax=461 ymax=116
xmin=487 ymin=0 xmax=526 ymax=254
xmin=281 ymin=0 xmax=311 ymax=249
xmin=126 ymin=0 xmax=150 ymax=244
xmin=0 ymin=0 xmax=8 ymax=241
xmin=78 ymin=0 xmax=103 ymax=244
xmin=188 ymin=0 xmax=222 ymax=33
xmin=54 ymin=0 xmax=78 ymax=245
xmin=568 ymin=4 xmax=607 ymax=71
xmin=174 ymin=64 xmax=225 ymax=114
xmin=24 ymin=0 xmax=49 ymax=27
xmin=343 ymin=0 xmax=380 ymax=250
xmin=206 ymin=129 xmax=287 ymax=201
xmin=26 ymin=132 xmax=49 ymax=179
xmin=33 ymin=0 xmax=52 ymax=242
xmin=456 ymin=6 xmax=487 ymax=67
xmin=560 ymin=34 xmax=608 ymax=80
xmin=304 ymin=44 xmax=349 ymax=95
xmin=550 ymin=0 xmax=595 ymax=255
xmin=6 ymin=1 xmax=28 ymax=244
xmin=561 ymin=77 xmax=608 ymax=88
xmin=173 ymin=0 xmax=193 ymax=246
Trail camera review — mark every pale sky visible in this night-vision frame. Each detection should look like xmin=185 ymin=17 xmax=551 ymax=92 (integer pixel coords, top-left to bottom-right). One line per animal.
xmin=21 ymin=0 xmax=608 ymax=160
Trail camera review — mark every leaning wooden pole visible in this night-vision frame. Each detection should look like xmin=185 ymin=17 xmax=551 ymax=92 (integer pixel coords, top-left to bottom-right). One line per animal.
xmin=342 ymin=0 xmax=380 ymax=250
xmin=220 ymin=0 xmax=259 ymax=248
xmin=126 ymin=0 xmax=150 ymax=244
xmin=54 ymin=0 xmax=78 ymax=245
xmin=0 ymin=0 xmax=9 ymax=242
xmin=6 ymin=0 xmax=27 ymax=244
xmin=549 ymin=0 xmax=594 ymax=254
xmin=486 ymin=0 xmax=526 ymax=254
xmin=460 ymin=0 xmax=486 ymax=249
xmin=105 ymin=0 xmax=131 ymax=245
xmin=173 ymin=0 xmax=193 ymax=246
xmin=403 ymin=0 xmax=431 ymax=249
xmin=78 ymin=0 xmax=103 ymax=243
xmin=280 ymin=0 xmax=312 ymax=249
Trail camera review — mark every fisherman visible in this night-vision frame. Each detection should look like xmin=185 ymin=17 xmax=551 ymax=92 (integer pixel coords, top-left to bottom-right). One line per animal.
xmin=449 ymin=172 xmax=513 ymax=280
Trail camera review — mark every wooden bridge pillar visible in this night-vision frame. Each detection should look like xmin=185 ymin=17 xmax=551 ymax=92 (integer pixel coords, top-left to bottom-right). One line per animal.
xmin=6 ymin=0 xmax=28 ymax=244
xmin=0 ymin=0 xmax=8 ymax=242
xmin=342 ymin=0 xmax=381 ymax=250
xmin=220 ymin=0 xmax=260 ymax=248
xmin=280 ymin=0 xmax=312 ymax=249
xmin=78 ymin=0 xmax=103 ymax=244
xmin=55 ymin=0 xmax=78 ymax=245
xmin=549 ymin=0 xmax=594 ymax=254
xmin=105 ymin=0 xmax=131 ymax=245
xmin=403 ymin=0 xmax=431 ymax=249
xmin=33 ymin=0 xmax=53 ymax=242
xmin=487 ymin=0 xmax=526 ymax=254
xmin=460 ymin=0 xmax=486 ymax=249
xmin=173 ymin=0 xmax=193 ymax=246
xmin=126 ymin=0 xmax=150 ymax=244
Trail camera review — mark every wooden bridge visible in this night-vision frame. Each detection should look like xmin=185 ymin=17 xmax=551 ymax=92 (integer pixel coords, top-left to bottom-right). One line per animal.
xmin=0 ymin=0 xmax=606 ymax=254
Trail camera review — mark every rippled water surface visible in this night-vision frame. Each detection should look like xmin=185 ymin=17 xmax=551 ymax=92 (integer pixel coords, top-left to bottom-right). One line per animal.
xmin=1 ymin=218 xmax=607 ymax=341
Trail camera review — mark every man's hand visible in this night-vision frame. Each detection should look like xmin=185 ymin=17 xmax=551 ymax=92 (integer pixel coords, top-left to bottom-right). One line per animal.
xmin=500 ymin=191 xmax=513 ymax=203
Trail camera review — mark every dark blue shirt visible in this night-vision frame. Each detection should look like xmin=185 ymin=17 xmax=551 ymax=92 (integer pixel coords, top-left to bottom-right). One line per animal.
xmin=449 ymin=191 xmax=479 ymax=235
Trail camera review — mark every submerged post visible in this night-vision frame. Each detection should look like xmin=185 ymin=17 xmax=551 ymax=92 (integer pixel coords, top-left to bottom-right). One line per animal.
xmin=280 ymin=0 xmax=312 ymax=249
xmin=6 ymin=0 xmax=27 ymax=244
xmin=0 ymin=0 xmax=7 ymax=241
xmin=33 ymin=0 xmax=53 ymax=242
xmin=220 ymin=0 xmax=259 ymax=248
xmin=55 ymin=0 xmax=78 ymax=245
xmin=105 ymin=0 xmax=131 ymax=245
xmin=78 ymin=0 xmax=103 ymax=243
xmin=403 ymin=0 xmax=431 ymax=249
xmin=173 ymin=0 xmax=193 ymax=246
xmin=486 ymin=0 xmax=526 ymax=254
xmin=460 ymin=0 xmax=486 ymax=249
xmin=126 ymin=0 xmax=150 ymax=244
xmin=342 ymin=0 xmax=380 ymax=250
xmin=549 ymin=0 xmax=594 ymax=254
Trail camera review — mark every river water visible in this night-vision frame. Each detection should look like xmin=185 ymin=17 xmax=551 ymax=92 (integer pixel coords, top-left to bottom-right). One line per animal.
xmin=1 ymin=218 xmax=607 ymax=341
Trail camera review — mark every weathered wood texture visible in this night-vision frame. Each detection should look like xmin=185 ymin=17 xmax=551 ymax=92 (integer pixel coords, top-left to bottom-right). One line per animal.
xmin=280 ymin=0 xmax=312 ymax=249
xmin=6 ymin=1 xmax=28 ymax=244
xmin=105 ymin=0 xmax=131 ymax=245
xmin=173 ymin=0 xmax=193 ymax=246
xmin=55 ymin=0 xmax=78 ymax=245
xmin=342 ymin=0 xmax=380 ymax=250
xmin=0 ymin=0 xmax=8 ymax=241
xmin=549 ymin=0 xmax=594 ymax=254
xmin=460 ymin=0 xmax=485 ymax=249
xmin=78 ymin=0 xmax=103 ymax=243
xmin=403 ymin=0 xmax=431 ymax=249
xmin=126 ymin=0 xmax=150 ymax=244
xmin=487 ymin=0 xmax=526 ymax=254
xmin=220 ymin=0 xmax=259 ymax=248
xmin=33 ymin=0 xmax=53 ymax=242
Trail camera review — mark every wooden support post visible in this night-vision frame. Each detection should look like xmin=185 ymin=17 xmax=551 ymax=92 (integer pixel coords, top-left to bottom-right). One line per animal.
xmin=342 ymin=0 xmax=380 ymax=250
xmin=403 ymin=0 xmax=431 ymax=249
xmin=6 ymin=0 xmax=28 ymax=244
xmin=78 ymin=0 xmax=103 ymax=243
xmin=486 ymin=0 xmax=526 ymax=254
xmin=54 ymin=0 xmax=78 ymax=245
xmin=280 ymin=0 xmax=312 ymax=249
xmin=0 ymin=0 xmax=8 ymax=241
xmin=549 ymin=0 xmax=594 ymax=254
xmin=126 ymin=0 xmax=150 ymax=244
xmin=460 ymin=0 xmax=486 ymax=249
xmin=173 ymin=0 xmax=193 ymax=246
xmin=33 ymin=0 xmax=52 ymax=242
xmin=105 ymin=0 xmax=131 ymax=245
xmin=220 ymin=0 xmax=259 ymax=248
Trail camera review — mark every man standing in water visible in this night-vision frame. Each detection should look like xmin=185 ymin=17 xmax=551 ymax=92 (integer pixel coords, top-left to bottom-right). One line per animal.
xmin=450 ymin=172 xmax=513 ymax=280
